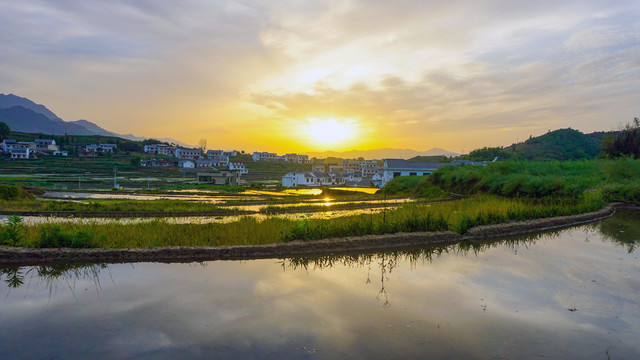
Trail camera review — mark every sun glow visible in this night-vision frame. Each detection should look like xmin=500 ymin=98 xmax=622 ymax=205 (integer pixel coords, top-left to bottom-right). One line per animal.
xmin=304 ymin=118 xmax=358 ymax=146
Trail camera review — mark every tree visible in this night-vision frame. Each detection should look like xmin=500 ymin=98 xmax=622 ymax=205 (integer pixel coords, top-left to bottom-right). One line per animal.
xmin=602 ymin=117 xmax=640 ymax=158
xmin=0 ymin=121 xmax=10 ymax=140
xmin=198 ymin=138 xmax=207 ymax=151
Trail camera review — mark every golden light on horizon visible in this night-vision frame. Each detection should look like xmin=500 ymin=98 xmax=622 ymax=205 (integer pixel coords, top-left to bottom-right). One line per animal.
xmin=303 ymin=118 xmax=359 ymax=148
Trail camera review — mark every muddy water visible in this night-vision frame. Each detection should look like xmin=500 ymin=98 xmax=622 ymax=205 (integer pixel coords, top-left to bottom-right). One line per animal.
xmin=1 ymin=213 xmax=638 ymax=359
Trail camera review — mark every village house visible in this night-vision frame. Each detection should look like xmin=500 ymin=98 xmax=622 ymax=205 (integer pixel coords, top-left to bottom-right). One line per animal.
xmin=53 ymin=150 xmax=68 ymax=156
xmin=2 ymin=140 xmax=35 ymax=154
xmin=312 ymin=165 xmax=326 ymax=172
xmin=178 ymin=160 xmax=195 ymax=168
xmin=252 ymin=151 xmax=281 ymax=162
xmin=197 ymin=170 xmax=241 ymax=186
xmin=144 ymin=144 xmax=169 ymax=154
xmin=10 ymin=147 xmax=30 ymax=159
xmin=207 ymin=149 xmax=237 ymax=157
xmin=228 ymin=161 xmax=248 ymax=174
xmin=35 ymin=139 xmax=58 ymax=152
xmin=1 ymin=139 xmax=16 ymax=152
xmin=174 ymin=148 xmax=201 ymax=160
xmin=85 ymin=144 xmax=117 ymax=153
xmin=281 ymin=171 xmax=363 ymax=188
xmin=381 ymin=159 xmax=448 ymax=187
xmin=140 ymin=158 xmax=178 ymax=167
xmin=207 ymin=155 xmax=229 ymax=166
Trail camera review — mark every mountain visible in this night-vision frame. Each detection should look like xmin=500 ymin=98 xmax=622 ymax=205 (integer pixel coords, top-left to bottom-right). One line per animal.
xmin=0 ymin=106 xmax=95 ymax=135
xmin=0 ymin=93 xmax=192 ymax=146
xmin=0 ymin=94 xmax=64 ymax=122
xmin=307 ymin=148 xmax=459 ymax=160
xmin=466 ymin=128 xmax=618 ymax=161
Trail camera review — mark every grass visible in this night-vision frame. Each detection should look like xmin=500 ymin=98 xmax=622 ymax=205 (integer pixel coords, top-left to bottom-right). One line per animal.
xmin=1 ymin=194 xmax=607 ymax=248
xmin=425 ymin=158 xmax=640 ymax=199
xmin=0 ymin=198 xmax=234 ymax=213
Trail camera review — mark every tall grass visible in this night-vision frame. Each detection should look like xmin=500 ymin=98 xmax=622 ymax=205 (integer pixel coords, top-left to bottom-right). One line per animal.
xmin=2 ymin=195 xmax=606 ymax=248
xmin=0 ymin=198 xmax=231 ymax=213
xmin=425 ymin=158 xmax=640 ymax=199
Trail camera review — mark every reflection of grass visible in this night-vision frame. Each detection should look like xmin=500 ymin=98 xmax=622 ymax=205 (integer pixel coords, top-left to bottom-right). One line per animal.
xmin=0 ymin=198 xmax=230 ymax=212
xmin=2 ymin=195 xmax=607 ymax=248
xmin=590 ymin=212 xmax=640 ymax=253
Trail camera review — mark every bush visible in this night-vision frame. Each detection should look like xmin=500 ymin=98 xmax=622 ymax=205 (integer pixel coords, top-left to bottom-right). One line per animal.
xmin=0 ymin=215 xmax=25 ymax=246
xmin=37 ymin=225 xmax=96 ymax=248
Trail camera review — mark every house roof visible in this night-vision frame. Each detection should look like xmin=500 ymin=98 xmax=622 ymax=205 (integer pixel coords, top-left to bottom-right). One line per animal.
xmin=384 ymin=158 xmax=449 ymax=170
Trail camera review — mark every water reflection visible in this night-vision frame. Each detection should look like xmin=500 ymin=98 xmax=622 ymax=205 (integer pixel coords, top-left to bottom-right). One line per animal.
xmin=0 ymin=214 xmax=639 ymax=359
xmin=589 ymin=211 xmax=640 ymax=253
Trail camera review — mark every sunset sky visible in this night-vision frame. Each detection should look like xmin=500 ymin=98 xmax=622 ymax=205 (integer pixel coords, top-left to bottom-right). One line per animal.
xmin=2 ymin=0 xmax=639 ymax=153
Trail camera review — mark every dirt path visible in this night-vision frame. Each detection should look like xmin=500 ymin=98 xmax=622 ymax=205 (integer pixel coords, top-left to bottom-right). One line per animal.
xmin=1 ymin=203 xmax=637 ymax=266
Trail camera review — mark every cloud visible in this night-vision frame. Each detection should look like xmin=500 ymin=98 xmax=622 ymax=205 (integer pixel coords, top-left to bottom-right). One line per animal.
xmin=1 ymin=0 xmax=639 ymax=151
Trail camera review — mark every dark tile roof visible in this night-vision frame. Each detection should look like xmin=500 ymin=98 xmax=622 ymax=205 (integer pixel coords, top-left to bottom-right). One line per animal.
xmin=384 ymin=158 xmax=449 ymax=170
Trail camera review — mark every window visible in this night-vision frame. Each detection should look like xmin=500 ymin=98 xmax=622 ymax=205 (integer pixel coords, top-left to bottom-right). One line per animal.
xmin=393 ymin=172 xmax=401 ymax=177
xmin=409 ymin=172 xmax=417 ymax=176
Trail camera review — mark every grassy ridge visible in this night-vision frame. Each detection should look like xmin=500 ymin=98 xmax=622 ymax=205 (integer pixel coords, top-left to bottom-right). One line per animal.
xmin=0 ymin=198 xmax=231 ymax=212
xmin=1 ymin=195 xmax=605 ymax=248
xmin=426 ymin=158 xmax=640 ymax=199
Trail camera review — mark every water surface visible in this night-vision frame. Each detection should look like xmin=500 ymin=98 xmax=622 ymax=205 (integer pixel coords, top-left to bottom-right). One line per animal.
xmin=1 ymin=213 xmax=638 ymax=359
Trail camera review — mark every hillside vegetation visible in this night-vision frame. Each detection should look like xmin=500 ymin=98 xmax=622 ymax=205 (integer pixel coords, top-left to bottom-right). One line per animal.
xmin=463 ymin=128 xmax=616 ymax=162
xmin=423 ymin=158 xmax=640 ymax=202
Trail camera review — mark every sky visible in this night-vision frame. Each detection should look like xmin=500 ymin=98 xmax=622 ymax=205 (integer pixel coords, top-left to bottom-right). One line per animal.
xmin=1 ymin=0 xmax=639 ymax=153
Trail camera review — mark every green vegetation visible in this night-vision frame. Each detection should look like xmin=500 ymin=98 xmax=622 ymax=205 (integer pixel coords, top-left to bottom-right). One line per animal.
xmin=602 ymin=118 xmax=640 ymax=159
xmin=464 ymin=128 xmax=615 ymax=161
xmin=0 ymin=121 xmax=9 ymax=140
xmin=1 ymin=195 xmax=605 ymax=248
xmin=0 ymin=198 xmax=234 ymax=213
xmin=380 ymin=176 xmax=446 ymax=198
xmin=0 ymin=184 xmax=34 ymax=201
xmin=425 ymin=158 xmax=640 ymax=201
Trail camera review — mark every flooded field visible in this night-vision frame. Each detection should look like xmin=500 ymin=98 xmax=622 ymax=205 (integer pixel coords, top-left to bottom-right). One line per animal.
xmin=1 ymin=213 xmax=638 ymax=359
xmin=2 ymin=207 xmax=391 ymax=225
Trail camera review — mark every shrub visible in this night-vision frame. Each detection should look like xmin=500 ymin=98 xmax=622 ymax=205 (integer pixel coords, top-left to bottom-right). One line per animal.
xmin=0 ymin=215 xmax=25 ymax=246
xmin=37 ymin=225 xmax=96 ymax=248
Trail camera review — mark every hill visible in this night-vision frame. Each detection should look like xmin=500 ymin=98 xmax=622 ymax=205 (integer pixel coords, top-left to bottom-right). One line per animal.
xmin=464 ymin=128 xmax=617 ymax=161
xmin=0 ymin=93 xmax=64 ymax=122
xmin=0 ymin=106 xmax=94 ymax=135
xmin=0 ymin=93 xmax=192 ymax=146
xmin=307 ymin=147 xmax=458 ymax=160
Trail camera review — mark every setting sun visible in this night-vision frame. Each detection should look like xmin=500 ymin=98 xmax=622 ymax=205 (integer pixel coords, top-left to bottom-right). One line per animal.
xmin=304 ymin=118 xmax=358 ymax=146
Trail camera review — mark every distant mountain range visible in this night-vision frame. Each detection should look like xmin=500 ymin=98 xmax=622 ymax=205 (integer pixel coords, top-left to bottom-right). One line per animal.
xmin=307 ymin=148 xmax=459 ymax=160
xmin=0 ymin=93 xmax=191 ymax=147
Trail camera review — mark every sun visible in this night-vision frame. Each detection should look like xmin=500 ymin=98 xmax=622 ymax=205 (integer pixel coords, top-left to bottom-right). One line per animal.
xmin=304 ymin=118 xmax=357 ymax=146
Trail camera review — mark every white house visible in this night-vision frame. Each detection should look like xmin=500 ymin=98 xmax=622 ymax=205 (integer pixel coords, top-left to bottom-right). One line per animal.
xmin=281 ymin=171 xmax=359 ymax=187
xmin=381 ymin=159 xmax=449 ymax=187
xmin=10 ymin=147 xmax=30 ymax=159
xmin=157 ymin=146 xmax=176 ymax=156
xmin=228 ymin=161 xmax=248 ymax=174
xmin=178 ymin=160 xmax=195 ymax=168
xmin=53 ymin=150 xmax=68 ymax=156
xmin=86 ymin=144 xmax=117 ymax=153
xmin=252 ymin=151 xmax=281 ymax=162
xmin=1 ymin=139 xmax=17 ymax=153
xmin=35 ymin=139 xmax=57 ymax=152
xmin=175 ymin=148 xmax=201 ymax=160
xmin=144 ymin=144 xmax=172 ymax=154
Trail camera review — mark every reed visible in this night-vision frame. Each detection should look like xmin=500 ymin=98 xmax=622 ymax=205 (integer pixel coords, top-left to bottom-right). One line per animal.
xmin=2 ymin=195 xmax=607 ymax=248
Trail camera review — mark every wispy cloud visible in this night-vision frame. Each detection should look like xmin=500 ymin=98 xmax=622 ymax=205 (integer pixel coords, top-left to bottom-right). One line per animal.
xmin=1 ymin=0 xmax=639 ymax=151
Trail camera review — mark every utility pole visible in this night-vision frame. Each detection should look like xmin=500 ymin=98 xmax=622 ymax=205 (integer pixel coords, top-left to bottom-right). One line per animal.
xmin=77 ymin=174 xmax=81 ymax=189
xmin=113 ymin=166 xmax=118 ymax=188
xmin=147 ymin=176 xmax=150 ymax=190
